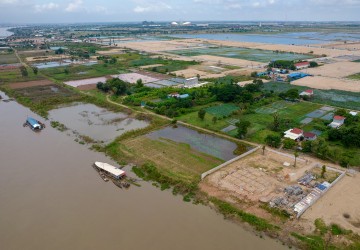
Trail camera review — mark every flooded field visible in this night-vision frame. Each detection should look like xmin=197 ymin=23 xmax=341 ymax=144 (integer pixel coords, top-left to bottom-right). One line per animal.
xmin=147 ymin=125 xmax=247 ymax=161
xmin=0 ymin=91 xmax=287 ymax=250
xmin=33 ymin=60 xmax=97 ymax=69
xmin=49 ymin=103 xmax=149 ymax=143
xmin=172 ymin=32 xmax=360 ymax=45
xmin=167 ymin=46 xmax=313 ymax=63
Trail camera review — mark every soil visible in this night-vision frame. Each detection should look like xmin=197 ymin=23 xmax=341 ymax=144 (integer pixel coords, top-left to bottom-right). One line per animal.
xmin=8 ymin=79 xmax=53 ymax=89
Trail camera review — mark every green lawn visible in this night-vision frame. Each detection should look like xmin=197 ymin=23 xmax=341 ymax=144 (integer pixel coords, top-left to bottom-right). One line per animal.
xmin=0 ymin=68 xmax=44 ymax=83
xmin=178 ymin=109 xmax=229 ymax=131
xmin=205 ymin=103 xmax=240 ymax=117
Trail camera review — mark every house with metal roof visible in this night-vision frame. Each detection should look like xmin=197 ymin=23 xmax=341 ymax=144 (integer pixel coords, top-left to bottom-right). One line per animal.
xmin=284 ymin=128 xmax=304 ymax=141
xmin=329 ymin=115 xmax=346 ymax=129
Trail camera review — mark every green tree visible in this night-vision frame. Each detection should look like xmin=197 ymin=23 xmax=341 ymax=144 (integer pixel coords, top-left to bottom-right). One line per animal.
xmin=64 ymin=68 xmax=70 ymax=74
xmin=198 ymin=109 xmax=206 ymax=120
xmin=236 ymin=120 xmax=251 ymax=139
xmin=321 ymin=165 xmax=326 ymax=178
xmin=32 ymin=66 xmax=38 ymax=75
xmin=294 ymin=150 xmax=299 ymax=167
xmin=283 ymin=138 xmax=296 ymax=149
xmin=19 ymin=66 xmax=28 ymax=77
xmin=265 ymin=134 xmax=281 ymax=148
xmin=309 ymin=61 xmax=318 ymax=68
xmin=272 ymin=113 xmax=281 ymax=132
xmin=212 ymin=116 xmax=217 ymax=124
xmin=136 ymin=79 xmax=144 ymax=88
xmin=262 ymin=145 xmax=266 ymax=155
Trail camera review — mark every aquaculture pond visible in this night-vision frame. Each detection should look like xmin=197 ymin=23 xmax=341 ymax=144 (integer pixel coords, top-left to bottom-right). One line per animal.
xmin=49 ymin=103 xmax=149 ymax=142
xmin=167 ymin=46 xmax=313 ymax=63
xmin=147 ymin=125 xmax=249 ymax=161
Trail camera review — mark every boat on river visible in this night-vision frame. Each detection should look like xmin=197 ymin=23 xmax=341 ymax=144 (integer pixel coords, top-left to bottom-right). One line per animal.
xmin=24 ymin=117 xmax=45 ymax=131
xmin=94 ymin=162 xmax=126 ymax=180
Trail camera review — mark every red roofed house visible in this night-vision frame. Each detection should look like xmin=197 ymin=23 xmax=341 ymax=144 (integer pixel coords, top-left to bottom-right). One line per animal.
xmin=284 ymin=128 xmax=304 ymax=141
xmin=329 ymin=115 xmax=346 ymax=129
xmin=295 ymin=61 xmax=310 ymax=70
xmin=300 ymin=89 xmax=314 ymax=97
xmin=303 ymin=132 xmax=317 ymax=141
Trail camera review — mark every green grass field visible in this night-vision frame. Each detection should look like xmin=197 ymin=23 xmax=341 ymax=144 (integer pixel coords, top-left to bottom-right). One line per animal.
xmin=0 ymin=68 xmax=44 ymax=83
xmin=205 ymin=103 xmax=240 ymax=117
xmin=40 ymin=63 xmax=128 ymax=82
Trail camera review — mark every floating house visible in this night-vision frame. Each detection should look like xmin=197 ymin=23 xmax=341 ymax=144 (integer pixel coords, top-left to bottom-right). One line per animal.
xmin=26 ymin=117 xmax=43 ymax=131
xmin=94 ymin=162 xmax=126 ymax=179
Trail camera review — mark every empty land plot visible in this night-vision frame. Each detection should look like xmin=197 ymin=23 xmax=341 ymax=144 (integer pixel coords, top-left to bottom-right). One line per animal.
xmin=0 ymin=53 xmax=19 ymax=64
xmin=303 ymin=173 xmax=360 ymax=234
xmin=205 ymin=104 xmax=239 ymax=117
xmin=305 ymin=61 xmax=360 ymax=78
xmin=64 ymin=77 xmax=108 ymax=88
xmin=292 ymin=76 xmax=360 ymax=92
xmin=0 ymin=69 xmax=44 ymax=83
xmin=255 ymin=106 xmax=278 ymax=114
xmin=123 ymin=136 xmax=223 ymax=182
xmin=8 ymin=79 xmax=53 ymax=89
xmin=112 ymin=73 xmax=159 ymax=84
xmin=203 ymin=150 xmax=310 ymax=202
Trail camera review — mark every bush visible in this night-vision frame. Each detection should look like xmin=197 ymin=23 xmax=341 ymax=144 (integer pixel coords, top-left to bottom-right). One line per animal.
xmin=283 ymin=138 xmax=296 ymax=149
xmin=265 ymin=134 xmax=282 ymax=148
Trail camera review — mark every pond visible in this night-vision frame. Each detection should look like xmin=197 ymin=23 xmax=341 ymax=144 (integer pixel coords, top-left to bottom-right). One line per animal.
xmin=48 ymin=103 xmax=149 ymax=142
xmin=147 ymin=125 xmax=248 ymax=161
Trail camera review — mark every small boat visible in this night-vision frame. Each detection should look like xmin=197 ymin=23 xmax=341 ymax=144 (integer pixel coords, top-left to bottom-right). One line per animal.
xmin=25 ymin=117 xmax=45 ymax=131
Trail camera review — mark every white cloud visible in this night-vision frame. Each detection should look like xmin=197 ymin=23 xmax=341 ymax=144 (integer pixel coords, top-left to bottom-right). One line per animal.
xmin=65 ymin=0 xmax=83 ymax=12
xmin=0 ymin=0 xmax=18 ymax=3
xmin=34 ymin=2 xmax=59 ymax=13
xmin=133 ymin=1 xmax=172 ymax=13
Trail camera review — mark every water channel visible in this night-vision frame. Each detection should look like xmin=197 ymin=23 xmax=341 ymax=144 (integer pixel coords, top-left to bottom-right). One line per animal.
xmin=0 ymin=92 xmax=287 ymax=250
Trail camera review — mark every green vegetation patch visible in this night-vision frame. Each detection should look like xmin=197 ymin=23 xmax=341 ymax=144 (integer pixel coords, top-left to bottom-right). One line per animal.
xmin=205 ymin=103 xmax=239 ymax=117
xmin=347 ymin=72 xmax=360 ymax=80
xmin=130 ymin=56 xmax=199 ymax=73
xmin=0 ymin=52 xmax=19 ymax=64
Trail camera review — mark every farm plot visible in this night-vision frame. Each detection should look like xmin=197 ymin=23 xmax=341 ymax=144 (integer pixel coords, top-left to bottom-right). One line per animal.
xmin=123 ymin=136 xmax=223 ymax=182
xmin=8 ymin=79 xmax=53 ymax=89
xmin=205 ymin=103 xmax=240 ymax=117
xmin=13 ymin=84 xmax=80 ymax=102
xmin=255 ymin=101 xmax=294 ymax=115
xmin=0 ymin=53 xmax=19 ymax=64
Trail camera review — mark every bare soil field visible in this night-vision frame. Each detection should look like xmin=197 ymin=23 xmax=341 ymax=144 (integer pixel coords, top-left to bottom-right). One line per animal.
xmin=292 ymin=76 xmax=360 ymax=92
xmin=192 ymin=55 xmax=264 ymax=68
xmin=305 ymin=61 xmax=360 ymax=78
xmin=26 ymin=55 xmax=70 ymax=62
xmin=302 ymin=173 xmax=360 ymax=234
xmin=77 ymin=84 xmax=97 ymax=90
xmin=97 ymin=48 xmax=126 ymax=55
xmin=319 ymin=42 xmax=360 ymax=51
xmin=8 ymin=79 xmax=53 ymax=89
xmin=64 ymin=77 xmax=108 ymax=88
xmin=202 ymin=149 xmax=312 ymax=202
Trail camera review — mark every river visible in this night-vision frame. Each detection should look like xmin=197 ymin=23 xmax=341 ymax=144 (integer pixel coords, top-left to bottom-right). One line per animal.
xmin=0 ymin=27 xmax=13 ymax=38
xmin=0 ymin=93 xmax=287 ymax=250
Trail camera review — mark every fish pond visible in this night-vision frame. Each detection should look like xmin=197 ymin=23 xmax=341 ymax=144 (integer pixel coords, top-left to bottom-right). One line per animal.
xmin=49 ymin=103 xmax=149 ymax=143
xmin=146 ymin=125 xmax=249 ymax=161
xmin=167 ymin=46 xmax=313 ymax=63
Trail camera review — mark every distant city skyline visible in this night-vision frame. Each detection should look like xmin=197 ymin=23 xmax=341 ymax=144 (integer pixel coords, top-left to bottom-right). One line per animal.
xmin=0 ymin=0 xmax=360 ymax=23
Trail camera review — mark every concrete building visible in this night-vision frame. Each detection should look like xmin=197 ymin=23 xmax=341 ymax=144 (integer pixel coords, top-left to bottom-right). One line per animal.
xmin=294 ymin=61 xmax=310 ymax=70
xmin=303 ymin=132 xmax=317 ymax=141
xmin=284 ymin=128 xmax=303 ymax=141
xmin=329 ymin=115 xmax=346 ymax=129
xmin=299 ymin=89 xmax=314 ymax=97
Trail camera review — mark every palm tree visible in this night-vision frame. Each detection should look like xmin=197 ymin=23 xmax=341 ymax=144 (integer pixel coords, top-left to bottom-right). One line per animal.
xmin=294 ymin=150 xmax=299 ymax=167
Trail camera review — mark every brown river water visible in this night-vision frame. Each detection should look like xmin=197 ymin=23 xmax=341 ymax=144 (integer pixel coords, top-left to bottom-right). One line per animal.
xmin=0 ymin=92 xmax=287 ymax=250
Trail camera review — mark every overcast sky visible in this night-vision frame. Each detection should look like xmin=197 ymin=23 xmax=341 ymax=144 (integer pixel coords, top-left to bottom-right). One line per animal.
xmin=1 ymin=0 xmax=360 ymax=23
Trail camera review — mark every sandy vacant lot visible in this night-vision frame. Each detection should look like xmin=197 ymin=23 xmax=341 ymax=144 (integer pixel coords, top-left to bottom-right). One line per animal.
xmin=64 ymin=77 xmax=108 ymax=88
xmin=305 ymin=61 xmax=360 ymax=78
xmin=8 ymin=79 xmax=53 ymax=89
xmin=320 ymin=42 xmax=360 ymax=51
xmin=303 ymin=173 xmax=360 ymax=234
xmin=192 ymin=55 xmax=265 ymax=68
xmin=292 ymin=76 xmax=360 ymax=92
xmin=26 ymin=55 xmax=70 ymax=62
xmin=202 ymin=149 xmax=312 ymax=202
